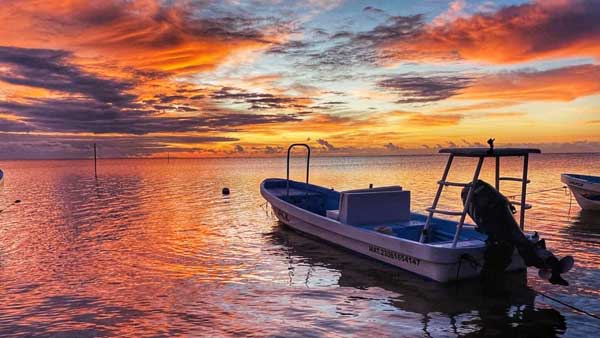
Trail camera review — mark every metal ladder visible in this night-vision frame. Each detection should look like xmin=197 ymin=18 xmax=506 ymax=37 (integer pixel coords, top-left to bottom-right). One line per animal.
xmin=419 ymin=154 xmax=484 ymax=247
xmin=494 ymin=155 xmax=532 ymax=229
xmin=419 ymin=153 xmax=532 ymax=247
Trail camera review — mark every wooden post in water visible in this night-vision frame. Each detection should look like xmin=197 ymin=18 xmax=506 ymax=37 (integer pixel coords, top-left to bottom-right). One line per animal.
xmin=94 ymin=143 xmax=97 ymax=179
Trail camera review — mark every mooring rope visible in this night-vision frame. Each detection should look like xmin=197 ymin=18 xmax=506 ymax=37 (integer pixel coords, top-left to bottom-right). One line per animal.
xmin=505 ymin=185 xmax=600 ymax=319
xmin=535 ymin=290 xmax=600 ymax=320
xmin=506 ymin=186 xmax=568 ymax=199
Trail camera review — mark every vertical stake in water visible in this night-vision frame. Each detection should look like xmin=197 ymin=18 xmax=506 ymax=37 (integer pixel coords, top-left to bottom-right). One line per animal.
xmin=94 ymin=143 xmax=97 ymax=179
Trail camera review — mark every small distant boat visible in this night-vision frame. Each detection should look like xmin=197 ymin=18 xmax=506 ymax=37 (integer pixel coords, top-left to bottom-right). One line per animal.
xmin=261 ymin=144 xmax=548 ymax=282
xmin=561 ymin=174 xmax=600 ymax=210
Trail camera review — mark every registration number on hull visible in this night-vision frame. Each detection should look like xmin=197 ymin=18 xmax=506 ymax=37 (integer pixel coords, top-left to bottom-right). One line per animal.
xmin=368 ymin=244 xmax=421 ymax=266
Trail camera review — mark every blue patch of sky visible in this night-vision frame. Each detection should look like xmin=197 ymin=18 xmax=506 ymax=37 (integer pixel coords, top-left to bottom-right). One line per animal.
xmin=192 ymin=0 xmax=581 ymax=115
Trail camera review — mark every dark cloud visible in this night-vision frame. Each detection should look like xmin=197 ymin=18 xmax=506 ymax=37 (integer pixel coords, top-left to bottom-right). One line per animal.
xmin=270 ymin=14 xmax=425 ymax=71
xmin=211 ymin=87 xmax=308 ymax=110
xmin=0 ymin=1 xmax=299 ymax=76
xmin=353 ymin=15 xmax=424 ymax=46
xmin=461 ymin=140 xmax=485 ymax=147
xmin=378 ymin=73 xmax=472 ymax=103
xmin=384 ymin=142 xmax=401 ymax=151
xmin=0 ymin=46 xmax=135 ymax=106
xmin=267 ymin=40 xmax=313 ymax=55
xmin=0 ymin=46 xmax=301 ymax=135
xmin=176 ymin=106 xmax=199 ymax=112
xmin=233 ymin=144 xmax=245 ymax=153
xmin=0 ymin=98 xmax=300 ymax=134
xmin=276 ymin=0 xmax=600 ymax=68
xmin=64 ymin=2 xmax=290 ymax=47
xmin=182 ymin=15 xmax=284 ymax=44
xmin=0 ymin=118 xmax=34 ymax=132
xmin=381 ymin=0 xmax=600 ymax=64
xmin=316 ymin=138 xmax=336 ymax=151
xmin=363 ymin=6 xmax=386 ymax=15
xmin=264 ymin=145 xmax=284 ymax=154
xmin=156 ymin=94 xmax=188 ymax=103
xmin=330 ymin=31 xmax=354 ymax=40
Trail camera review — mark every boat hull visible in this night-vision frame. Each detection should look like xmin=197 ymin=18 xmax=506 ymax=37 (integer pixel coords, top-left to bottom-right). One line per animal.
xmin=561 ymin=174 xmax=600 ymax=210
xmin=261 ymin=179 xmax=525 ymax=283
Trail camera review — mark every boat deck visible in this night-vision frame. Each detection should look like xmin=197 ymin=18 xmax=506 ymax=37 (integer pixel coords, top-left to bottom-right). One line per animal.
xmin=263 ymin=178 xmax=487 ymax=245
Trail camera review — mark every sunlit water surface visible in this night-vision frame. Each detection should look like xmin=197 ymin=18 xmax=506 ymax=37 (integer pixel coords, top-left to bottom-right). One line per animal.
xmin=0 ymin=154 xmax=599 ymax=337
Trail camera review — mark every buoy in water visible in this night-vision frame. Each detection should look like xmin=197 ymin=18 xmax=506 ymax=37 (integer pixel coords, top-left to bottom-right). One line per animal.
xmin=222 ymin=187 xmax=230 ymax=195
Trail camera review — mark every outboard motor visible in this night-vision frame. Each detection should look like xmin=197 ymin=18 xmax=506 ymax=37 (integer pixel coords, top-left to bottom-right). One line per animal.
xmin=462 ymin=180 xmax=574 ymax=286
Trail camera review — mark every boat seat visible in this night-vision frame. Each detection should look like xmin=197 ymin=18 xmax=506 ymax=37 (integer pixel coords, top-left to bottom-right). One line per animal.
xmin=339 ymin=189 xmax=410 ymax=226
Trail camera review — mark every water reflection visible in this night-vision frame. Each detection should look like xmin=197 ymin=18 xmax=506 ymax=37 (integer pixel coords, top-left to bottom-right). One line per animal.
xmin=0 ymin=156 xmax=598 ymax=336
xmin=569 ymin=210 xmax=600 ymax=234
xmin=266 ymin=225 xmax=567 ymax=337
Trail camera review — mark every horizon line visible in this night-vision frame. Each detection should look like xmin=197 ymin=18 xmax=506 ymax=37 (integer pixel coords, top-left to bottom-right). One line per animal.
xmin=1 ymin=151 xmax=599 ymax=162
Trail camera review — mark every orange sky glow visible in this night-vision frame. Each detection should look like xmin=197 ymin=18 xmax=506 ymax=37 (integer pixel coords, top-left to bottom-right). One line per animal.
xmin=0 ymin=0 xmax=598 ymax=158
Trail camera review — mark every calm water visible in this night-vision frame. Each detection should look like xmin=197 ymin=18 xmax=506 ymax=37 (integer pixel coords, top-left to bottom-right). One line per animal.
xmin=0 ymin=154 xmax=599 ymax=337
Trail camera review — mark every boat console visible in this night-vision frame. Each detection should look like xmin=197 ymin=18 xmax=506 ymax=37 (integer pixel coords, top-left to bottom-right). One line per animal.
xmin=328 ymin=187 xmax=410 ymax=226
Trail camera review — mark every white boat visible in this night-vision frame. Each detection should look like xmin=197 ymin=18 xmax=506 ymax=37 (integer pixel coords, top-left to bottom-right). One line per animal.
xmin=261 ymin=144 xmax=541 ymax=282
xmin=561 ymin=174 xmax=600 ymax=210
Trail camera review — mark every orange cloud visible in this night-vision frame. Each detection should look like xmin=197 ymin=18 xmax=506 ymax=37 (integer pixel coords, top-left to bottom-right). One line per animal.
xmin=437 ymin=101 xmax=518 ymax=113
xmin=458 ymin=64 xmax=600 ymax=101
xmin=382 ymin=0 xmax=600 ymax=64
xmin=241 ymin=113 xmax=380 ymax=134
xmin=0 ymin=1 xmax=287 ymax=74
xmin=475 ymin=112 xmax=527 ymax=119
xmin=404 ymin=113 xmax=463 ymax=127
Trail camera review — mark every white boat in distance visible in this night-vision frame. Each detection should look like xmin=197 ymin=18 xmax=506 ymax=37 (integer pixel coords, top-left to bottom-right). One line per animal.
xmin=561 ymin=174 xmax=600 ymax=210
xmin=261 ymin=144 xmax=542 ymax=283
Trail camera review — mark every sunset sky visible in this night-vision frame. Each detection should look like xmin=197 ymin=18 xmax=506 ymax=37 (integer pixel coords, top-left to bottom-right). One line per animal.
xmin=0 ymin=0 xmax=599 ymax=158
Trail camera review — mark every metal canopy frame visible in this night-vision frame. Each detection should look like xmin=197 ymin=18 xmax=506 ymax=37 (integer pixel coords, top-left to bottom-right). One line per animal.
xmin=286 ymin=143 xmax=311 ymax=196
xmin=420 ymin=148 xmax=540 ymax=247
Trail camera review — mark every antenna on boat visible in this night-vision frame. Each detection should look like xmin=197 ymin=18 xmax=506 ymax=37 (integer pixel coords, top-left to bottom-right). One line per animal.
xmin=487 ymin=138 xmax=495 ymax=155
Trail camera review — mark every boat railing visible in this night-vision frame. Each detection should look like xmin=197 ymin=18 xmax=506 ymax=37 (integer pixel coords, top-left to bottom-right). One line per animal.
xmin=286 ymin=144 xmax=311 ymax=197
